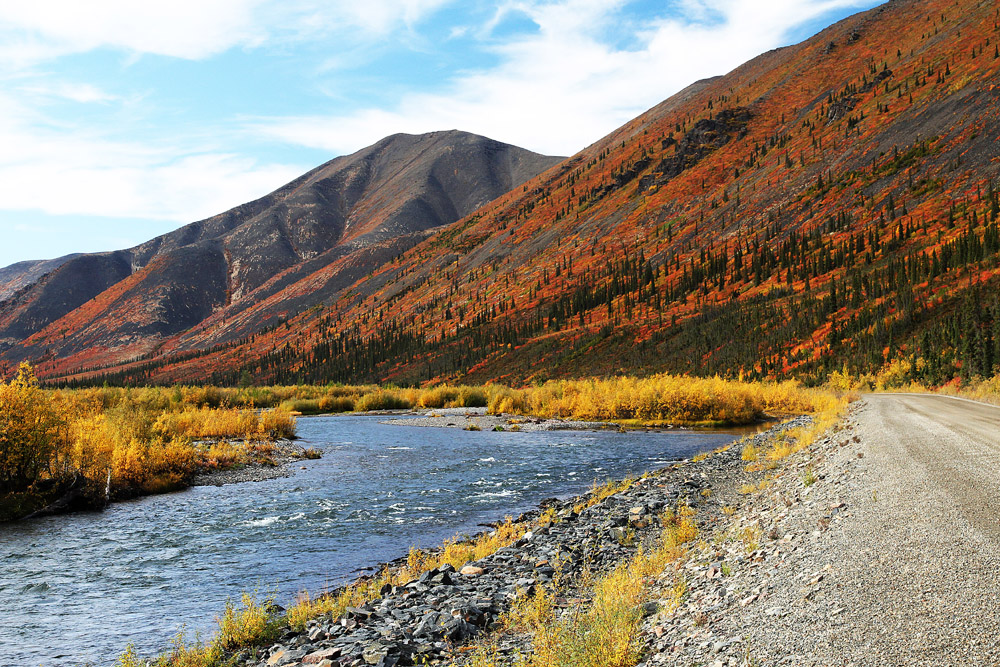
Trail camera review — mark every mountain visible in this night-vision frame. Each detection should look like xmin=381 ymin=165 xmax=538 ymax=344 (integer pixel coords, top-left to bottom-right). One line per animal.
xmin=0 ymin=131 xmax=562 ymax=371
xmin=28 ymin=0 xmax=1000 ymax=388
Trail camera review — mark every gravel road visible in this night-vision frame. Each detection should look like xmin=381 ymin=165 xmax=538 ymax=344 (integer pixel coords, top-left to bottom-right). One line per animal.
xmin=699 ymin=394 xmax=1000 ymax=667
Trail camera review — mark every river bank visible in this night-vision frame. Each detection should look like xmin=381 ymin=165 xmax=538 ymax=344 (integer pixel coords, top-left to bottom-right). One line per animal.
xmin=1 ymin=440 xmax=316 ymax=522
xmin=10 ymin=413 xmax=746 ymax=667
xmin=189 ymin=441 xmax=320 ymax=487
xmin=218 ymin=416 xmax=817 ymax=667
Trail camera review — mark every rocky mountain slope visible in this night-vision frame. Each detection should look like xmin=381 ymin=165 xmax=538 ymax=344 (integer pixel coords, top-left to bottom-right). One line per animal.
xmin=23 ymin=0 xmax=1000 ymax=387
xmin=0 ymin=131 xmax=561 ymax=371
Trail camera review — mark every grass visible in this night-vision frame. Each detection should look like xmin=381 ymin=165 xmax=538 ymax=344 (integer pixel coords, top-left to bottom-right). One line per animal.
xmin=126 ymin=476 xmax=650 ymax=667
xmin=276 ymin=384 xmax=489 ymax=415
xmin=117 ymin=592 xmax=282 ymax=667
xmin=15 ymin=372 xmax=850 ymax=664
xmin=482 ymin=505 xmax=698 ymax=667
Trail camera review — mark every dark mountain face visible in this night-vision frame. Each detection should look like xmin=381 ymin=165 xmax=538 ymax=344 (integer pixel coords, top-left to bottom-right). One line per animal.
xmin=0 ymin=255 xmax=81 ymax=303
xmin=0 ymin=131 xmax=561 ymax=365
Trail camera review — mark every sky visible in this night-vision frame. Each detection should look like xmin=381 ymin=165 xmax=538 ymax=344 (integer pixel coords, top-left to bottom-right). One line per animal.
xmin=0 ymin=0 xmax=883 ymax=268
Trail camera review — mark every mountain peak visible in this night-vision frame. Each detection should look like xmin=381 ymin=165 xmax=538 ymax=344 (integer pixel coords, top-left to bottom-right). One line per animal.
xmin=0 ymin=131 xmax=562 ymax=368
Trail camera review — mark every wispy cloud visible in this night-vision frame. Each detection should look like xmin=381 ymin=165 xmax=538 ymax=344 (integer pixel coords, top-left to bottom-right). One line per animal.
xmin=0 ymin=1 xmax=455 ymax=63
xmin=254 ymin=0 xmax=874 ymax=156
xmin=18 ymin=82 xmax=119 ymax=104
xmin=0 ymin=90 xmax=304 ymax=223
xmin=0 ymin=0 xmax=877 ymax=268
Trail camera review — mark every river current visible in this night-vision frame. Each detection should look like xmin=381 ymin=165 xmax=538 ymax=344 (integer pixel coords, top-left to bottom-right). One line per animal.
xmin=1 ymin=415 xmax=743 ymax=666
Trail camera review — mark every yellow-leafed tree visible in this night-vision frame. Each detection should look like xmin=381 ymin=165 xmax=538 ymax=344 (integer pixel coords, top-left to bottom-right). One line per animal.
xmin=0 ymin=363 xmax=67 ymax=492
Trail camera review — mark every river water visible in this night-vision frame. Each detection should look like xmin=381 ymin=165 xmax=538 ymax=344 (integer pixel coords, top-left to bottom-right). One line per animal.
xmin=1 ymin=415 xmax=744 ymax=666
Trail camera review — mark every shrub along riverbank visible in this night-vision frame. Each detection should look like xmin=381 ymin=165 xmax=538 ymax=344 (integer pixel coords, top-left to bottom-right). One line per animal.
xmin=113 ymin=399 xmax=850 ymax=667
xmin=1 ymin=370 xmax=843 ymax=522
xmin=192 ymin=374 xmax=836 ymax=427
xmin=0 ymin=364 xmax=298 ymax=522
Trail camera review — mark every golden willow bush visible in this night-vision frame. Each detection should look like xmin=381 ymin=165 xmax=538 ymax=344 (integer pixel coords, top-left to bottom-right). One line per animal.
xmin=275 ymin=384 xmax=488 ymax=414
xmin=486 ymin=374 xmax=839 ymax=426
xmin=0 ymin=363 xmax=67 ymax=493
xmin=0 ymin=366 xmax=297 ymax=515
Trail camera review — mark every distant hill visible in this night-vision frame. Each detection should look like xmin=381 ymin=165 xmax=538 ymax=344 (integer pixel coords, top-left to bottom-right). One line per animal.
xmin=0 ymin=131 xmax=562 ymax=372
xmin=20 ymin=0 xmax=1000 ymax=388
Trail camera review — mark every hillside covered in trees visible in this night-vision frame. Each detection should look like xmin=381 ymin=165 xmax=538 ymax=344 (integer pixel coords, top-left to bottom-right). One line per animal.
xmin=18 ymin=0 xmax=1000 ymax=388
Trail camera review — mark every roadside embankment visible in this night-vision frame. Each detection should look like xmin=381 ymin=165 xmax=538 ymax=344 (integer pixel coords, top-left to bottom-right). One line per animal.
xmin=638 ymin=393 xmax=1000 ymax=667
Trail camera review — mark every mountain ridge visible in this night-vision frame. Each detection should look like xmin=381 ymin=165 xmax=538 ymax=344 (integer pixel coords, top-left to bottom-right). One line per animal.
xmin=17 ymin=0 xmax=1000 ymax=388
xmin=0 ymin=130 xmax=562 ymax=368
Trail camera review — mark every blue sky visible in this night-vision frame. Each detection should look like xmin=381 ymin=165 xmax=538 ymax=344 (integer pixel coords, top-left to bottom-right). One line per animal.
xmin=0 ymin=0 xmax=881 ymax=268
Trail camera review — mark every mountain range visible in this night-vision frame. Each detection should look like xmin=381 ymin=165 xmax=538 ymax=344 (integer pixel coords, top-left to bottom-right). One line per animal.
xmin=4 ymin=0 xmax=1000 ymax=388
xmin=0 ymin=131 xmax=560 ymax=376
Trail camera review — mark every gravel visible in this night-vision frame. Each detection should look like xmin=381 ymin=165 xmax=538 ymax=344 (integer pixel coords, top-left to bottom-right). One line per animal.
xmin=639 ymin=394 xmax=1000 ymax=667
xmin=190 ymin=441 xmax=314 ymax=487
xmin=224 ymin=418 xmax=804 ymax=667
xmin=380 ymin=407 xmax=629 ymax=432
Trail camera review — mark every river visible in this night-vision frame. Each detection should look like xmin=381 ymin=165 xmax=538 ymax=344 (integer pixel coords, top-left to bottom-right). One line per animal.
xmin=1 ymin=414 xmax=747 ymax=666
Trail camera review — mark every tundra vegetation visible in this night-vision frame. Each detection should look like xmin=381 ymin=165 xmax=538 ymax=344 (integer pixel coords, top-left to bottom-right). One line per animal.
xmin=0 ymin=363 xmax=297 ymax=521
xmin=0 ymin=368 xmax=869 ymax=522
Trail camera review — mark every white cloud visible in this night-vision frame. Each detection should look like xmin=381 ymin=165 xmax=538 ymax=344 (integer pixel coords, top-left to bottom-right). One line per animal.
xmin=0 ymin=0 xmax=878 ymax=268
xmin=19 ymin=82 xmax=118 ymax=104
xmin=0 ymin=0 xmax=454 ymax=63
xmin=0 ymin=93 xmax=305 ymax=223
xmin=0 ymin=1 xmax=265 ymax=61
xmin=254 ymin=0 xmax=875 ymax=156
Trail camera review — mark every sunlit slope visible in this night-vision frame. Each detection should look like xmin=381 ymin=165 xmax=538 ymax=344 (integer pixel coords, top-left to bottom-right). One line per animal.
xmin=2 ymin=131 xmax=561 ymax=373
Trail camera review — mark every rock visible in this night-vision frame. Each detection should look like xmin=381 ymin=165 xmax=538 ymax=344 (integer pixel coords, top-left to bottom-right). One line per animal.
xmin=268 ymin=648 xmax=307 ymax=666
xmin=239 ymin=417 xmax=817 ymax=667
xmin=303 ymin=648 xmax=342 ymax=664
xmin=362 ymin=643 xmax=389 ymax=664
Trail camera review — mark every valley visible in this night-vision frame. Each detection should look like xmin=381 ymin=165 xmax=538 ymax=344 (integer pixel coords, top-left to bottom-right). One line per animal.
xmin=3 ymin=1 xmax=1000 ymax=666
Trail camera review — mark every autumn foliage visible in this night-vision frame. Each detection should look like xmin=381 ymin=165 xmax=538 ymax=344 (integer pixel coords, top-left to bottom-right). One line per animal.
xmin=38 ymin=0 xmax=1000 ymax=393
xmin=0 ymin=363 xmax=67 ymax=493
xmin=0 ymin=366 xmax=297 ymax=519
xmin=485 ymin=374 xmax=837 ymax=425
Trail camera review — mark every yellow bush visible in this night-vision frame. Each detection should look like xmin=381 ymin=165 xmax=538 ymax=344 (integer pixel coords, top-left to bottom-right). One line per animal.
xmin=153 ymin=407 xmax=295 ymax=441
xmin=486 ymin=374 xmax=837 ymax=426
xmin=354 ymin=390 xmax=411 ymax=412
xmin=0 ymin=363 xmax=68 ymax=492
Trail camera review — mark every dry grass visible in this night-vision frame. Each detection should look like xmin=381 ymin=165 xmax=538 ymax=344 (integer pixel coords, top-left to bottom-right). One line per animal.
xmin=285 ymin=516 xmax=534 ymax=631
xmin=496 ymin=505 xmax=698 ymax=667
xmin=116 ymin=592 xmax=282 ymax=667
xmin=287 ymin=478 xmax=636 ymax=638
